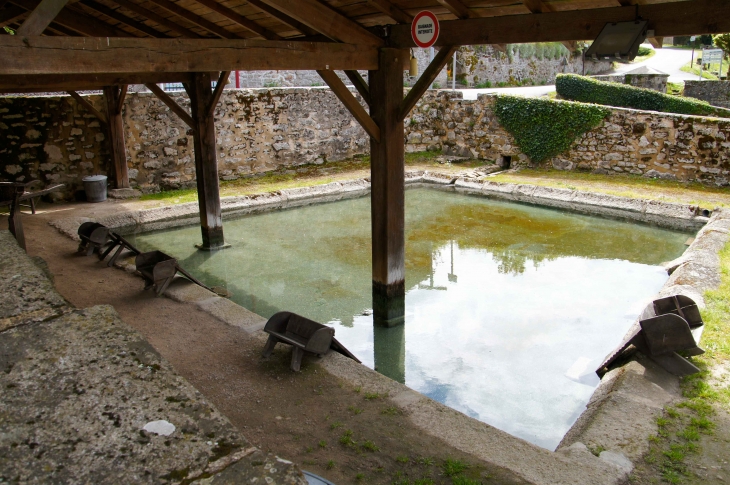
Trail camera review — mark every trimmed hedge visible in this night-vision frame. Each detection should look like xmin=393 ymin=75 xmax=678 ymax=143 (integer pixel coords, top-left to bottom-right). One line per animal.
xmin=494 ymin=95 xmax=610 ymax=163
xmin=556 ymin=73 xmax=730 ymax=118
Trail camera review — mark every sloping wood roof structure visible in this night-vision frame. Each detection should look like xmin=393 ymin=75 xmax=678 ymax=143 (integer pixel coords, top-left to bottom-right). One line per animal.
xmin=2 ymin=0 xmax=729 ymax=318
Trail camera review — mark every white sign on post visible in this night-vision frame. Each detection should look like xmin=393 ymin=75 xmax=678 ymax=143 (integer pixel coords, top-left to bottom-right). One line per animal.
xmin=702 ymin=49 xmax=724 ymax=65
xmin=411 ymin=11 xmax=439 ymax=49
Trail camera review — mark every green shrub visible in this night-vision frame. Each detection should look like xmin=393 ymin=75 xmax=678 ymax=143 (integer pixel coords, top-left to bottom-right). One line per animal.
xmin=494 ymin=95 xmax=610 ymax=163
xmin=637 ymin=46 xmax=654 ymax=57
xmin=555 ymin=74 xmax=730 ymax=117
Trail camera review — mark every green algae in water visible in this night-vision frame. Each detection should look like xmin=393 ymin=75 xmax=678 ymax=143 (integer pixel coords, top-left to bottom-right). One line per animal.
xmin=129 ymin=188 xmax=691 ymax=450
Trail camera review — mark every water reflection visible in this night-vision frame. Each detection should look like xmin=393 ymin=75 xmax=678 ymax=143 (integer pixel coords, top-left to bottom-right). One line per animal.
xmin=129 ymin=188 xmax=691 ymax=450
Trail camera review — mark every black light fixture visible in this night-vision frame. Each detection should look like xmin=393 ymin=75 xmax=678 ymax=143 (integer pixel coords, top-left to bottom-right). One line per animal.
xmin=584 ymin=20 xmax=649 ymax=61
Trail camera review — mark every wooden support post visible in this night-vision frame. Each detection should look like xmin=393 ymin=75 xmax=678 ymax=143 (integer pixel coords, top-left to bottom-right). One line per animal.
xmin=186 ymin=72 xmax=226 ymax=250
xmin=370 ymin=48 xmax=406 ymax=323
xmin=102 ymin=86 xmax=129 ymax=189
xmin=8 ymin=184 xmax=26 ymax=251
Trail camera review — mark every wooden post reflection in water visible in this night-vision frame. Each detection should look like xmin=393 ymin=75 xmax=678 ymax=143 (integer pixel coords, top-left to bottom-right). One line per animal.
xmin=373 ymin=315 xmax=406 ymax=384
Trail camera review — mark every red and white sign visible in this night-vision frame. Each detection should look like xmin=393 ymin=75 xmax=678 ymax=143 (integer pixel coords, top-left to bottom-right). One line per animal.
xmin=411 ymin=11 xmax=439 ymax=48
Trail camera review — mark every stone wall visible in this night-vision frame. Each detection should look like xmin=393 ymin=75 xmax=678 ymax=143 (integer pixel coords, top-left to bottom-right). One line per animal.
xmin=3 ymin=87 xmax=730 ymax=199
xmin=592 ymin=73 xmax=669 ymax=93
xmin=684 ymin=80 xmax=730 ymax=109
xmin=404 ymin=92 xmax=730 ymax=186
xmin=456 ymin=45 xmax=612 ymax=87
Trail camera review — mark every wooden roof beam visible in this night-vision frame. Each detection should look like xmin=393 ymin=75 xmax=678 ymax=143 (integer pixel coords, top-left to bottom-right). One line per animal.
xmin=436 ymin=0 xmax=478 ymax=19
xmin=344 ymin=70 xmax=370 ymax=105
xmin=401 ymin=45 xmax=457 ymax=120
xmin=648 ymin=36 xmax=663 ymax=48
xmin=145 ymin=0 xmax=239 ymax=38
xmin=0 ymin=4 xmax=26 ymax=26
xmin=110 ymin=0 xmax=200 ymax=37
xmin=9 ymin=0 xmax=130 ymax=36
xmin=258 ymin=0 xmax=384 ymax=46
xmin=16 ymin=0 xmax=68 ymax=35
xmin=245 ymin=0 xmax=316 ymax=36
xmin=388 ymin=0 xmax=730 ymax=47
xmin=78 ymin=0 xmax=170 ymax=38
xmin=191 ymin=0 xmax=280 ymax=40
xmin=67 ymin=89 xmax=108 ymax=124
xmin=367 ymin=0 xmax=412 ymax=24
xmin=0 ymin=36 xmax=379 ymax=74
xmin=0 ymin=72 xmax=194 ymax=92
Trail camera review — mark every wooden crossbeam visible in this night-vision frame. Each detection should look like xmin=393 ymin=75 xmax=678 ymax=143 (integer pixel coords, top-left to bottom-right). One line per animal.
xmin=367 ymin=0 xmax=412 ymax=24
xmin=191 ymin=0 xmax=280 ymax=40
xmin=436 ymin=0 xmax=478 ymax=19
xmin=16 ymin=0 xmax=67 ymax=35
xmin=649 ymin=37 xmax=664 ymax=48
xmin=0 ymin=36 xmax=379 ymax=75
xmin=79 ymin=0 xmax=170 ymax=38
xmin=522 ymin=0 xmax=547 ymax=14
xmin=145 ymin=0 xmax=239 ymax=38
xmin=111 ymin=0 xmax=200 ymax=37
xmin=207 ymin=70 xmax=229 ymax=117
xmin=317 ymin=69 xmax=380 ymax=141
xmin=259 ymin=0 xmax=383 ymax=46
xmin=67 ymin=90 xmax=108 ymax=123
xmin=0 ymin=72 xmax=194 ymax=92
xmin=117 ymin=84 xmax=127 ymax=112
xmin=245 ymin=0 xmax=316 ymax=36
xmin=145 ymin=82 xmax=195 ymax=129
xmin=388 ymin=0 xmax=730 ymax=47
xmin=344 ymin=70 xmax=370 ymax=106
xmin=10 ymin=0 xmax=130 ymax=36
xmin=401 ymin=46 xmax=457 ymax=120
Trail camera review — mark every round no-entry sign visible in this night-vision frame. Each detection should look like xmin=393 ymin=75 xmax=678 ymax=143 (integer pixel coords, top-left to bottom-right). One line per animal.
xmin=411 ymin=11 xmax=439 ymax=48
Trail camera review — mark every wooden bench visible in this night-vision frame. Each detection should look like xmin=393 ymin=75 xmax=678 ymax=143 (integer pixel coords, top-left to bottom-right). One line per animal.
xmin=262 ymin=311 xmax=360 ymax=371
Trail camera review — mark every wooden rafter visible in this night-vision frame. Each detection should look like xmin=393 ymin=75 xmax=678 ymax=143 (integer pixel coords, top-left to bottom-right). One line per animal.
xmin=145 ymin=82 xmax=195 ymax=128
xmin=436 ymin=0 xmax=478 ymax=19
xmin=522 ymin=0 xmax=547 ymax=14
xmin=648 ymin=37 xmax=663 ymax=48
xmin=79 ymin=0 xmax=169 ymax=38
xmin=400 ymin=46 xmax=456 ymax=120
xmin=245 ymin=0 xmax=316 ymax=36
xmin=17 ymin=0 xmax=68 ymax=35
xmin=258 ymin=0 xmax=384 ymax=46
xmin=367 ymin=0 xmax=412 ymax=24
xmin=191 ymin=0 xmax=280 ymax=40
xmin=111 ymin=0 xmax=200 ymax=37
xmin=145 ymin=0 xmax=239 ymax=38
xmin=317 ymin=69 xmax=380 ymax=141
xmin=9 ymin=0 xmax=130 ymax=36
xmin=67 ymin=89 xmax=108 ymax=123
xmin=0 ymin=36 xmax=380 ymax=75
xmin=0 ymin=4 xmax=25 ymax=26
xmin=388 ymin=0 xmax=730 ymax=47
xmin=344 ymin=70 xmax=370 ymax=106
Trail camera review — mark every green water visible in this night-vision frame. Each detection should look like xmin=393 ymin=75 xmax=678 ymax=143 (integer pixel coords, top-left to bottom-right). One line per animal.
xmin=129 ymin=188 xmax=691 ymax=450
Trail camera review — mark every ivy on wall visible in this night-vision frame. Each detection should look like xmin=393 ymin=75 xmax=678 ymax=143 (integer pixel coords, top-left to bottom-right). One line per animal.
xmin=556 ymin=73 xmax=730 ymax=118
xmin=494 ymin=95 xmax=610 ymax=163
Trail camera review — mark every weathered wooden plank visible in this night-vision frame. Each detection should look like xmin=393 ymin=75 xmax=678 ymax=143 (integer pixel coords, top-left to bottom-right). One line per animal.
xmin=103 ymin=85 xmax=130 ymax=189
xmin=370 ymin=48 xmax=406 ymax=301
xmin=187 ymin=72 xmax=226 ymax=250
xmin=145 ymin=0 xmax=239 ymax=38
xmin=317 ymin=69 xmax=380 ymax=141
xmin=111 ymin=0 xmax=201 ymax=37
xmin=259 ymin=0 xmax=384 ymax=45
xmin=0 ymin=36 xmax=380 ymax=75
xmin=207 ymin=70 xmax=229 ymax=117
xmin=245 ymin=0 xmax=317 ymax=36
xmin=16 ymin=0 xmax=67 ymax=35
xmin=67 ymin=90 xmax=107 ymax=124
xmin=0 ymin=4 xmax=26 ymax=26
xmin=0 ymin=72 xmax=194 ymax=92
xmin=191 ymin=0 xmax=280 ymax=39
xmin=79 ymin=0 xmax=170 ymax=38
xmin=367 ymin=0 xmax=412 ymax=24
xmin=145 ymin=82 xmax=195 ymax=129
xmin=400 ymin=45 xmax=456 ymax=120
xmin=344 ymin=69 xmax=370 ymax=106
xmin=388 ymin=0 xmax=730 ymax=47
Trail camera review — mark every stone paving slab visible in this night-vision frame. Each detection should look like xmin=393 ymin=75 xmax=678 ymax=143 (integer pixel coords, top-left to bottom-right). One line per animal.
xmin=0 ymin=304 xmax=305 ymax=485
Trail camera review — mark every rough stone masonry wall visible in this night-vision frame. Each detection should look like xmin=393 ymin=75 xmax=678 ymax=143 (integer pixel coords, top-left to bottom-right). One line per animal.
xmin=404 ymin=92 xmax=730 ymax=186
xmin=3 ymin=87 xmax=730 ymax=199
xmin=684 ymin=80 xmax=730 ymax=109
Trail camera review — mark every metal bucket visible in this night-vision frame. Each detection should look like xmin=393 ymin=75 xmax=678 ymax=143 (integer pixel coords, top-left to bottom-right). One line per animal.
xmin=82 ymin=175 xmax=107 ymax=202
